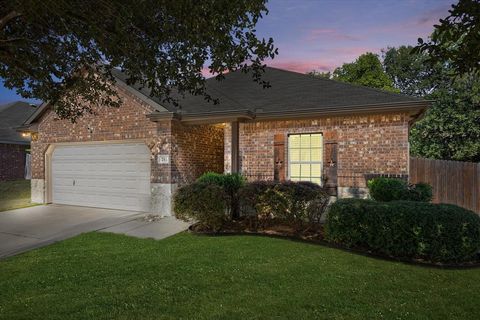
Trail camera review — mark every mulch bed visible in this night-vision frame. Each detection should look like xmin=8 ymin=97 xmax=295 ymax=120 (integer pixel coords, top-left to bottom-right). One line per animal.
xmin=188 ymin=222 xmax=480 ymax=269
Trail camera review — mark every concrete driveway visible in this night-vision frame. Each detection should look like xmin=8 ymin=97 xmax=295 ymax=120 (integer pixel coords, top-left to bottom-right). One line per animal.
xmin=0 ymin=205 xmax=189 ymax=259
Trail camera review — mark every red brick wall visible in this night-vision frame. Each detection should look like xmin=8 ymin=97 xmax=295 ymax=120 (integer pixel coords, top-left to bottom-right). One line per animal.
xmin=31 ymin=85 xmax=159 ymax=180
xmin=225 ymin=112 xmax=409 ymax=188
xmin=30 ymin=85 xmax=224 ymax=185
xmin=0 ymin=143 xmax=27 ymax=180
xmin=171 ymin=121 xmax=224 ymax=185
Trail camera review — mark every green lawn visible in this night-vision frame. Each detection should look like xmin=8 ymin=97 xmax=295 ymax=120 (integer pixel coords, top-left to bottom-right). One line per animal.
xmin=1 ymin=232 xmax=479 ymax=320
xmin=0 ymin=179 xmax=35 ymax=212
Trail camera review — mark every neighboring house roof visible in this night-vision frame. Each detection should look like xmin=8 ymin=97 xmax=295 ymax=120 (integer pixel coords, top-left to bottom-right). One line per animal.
xmin=0 ymin=101 xmax=37 ymax=145
xmin=24 ymin=67 xmax=430 ymax=126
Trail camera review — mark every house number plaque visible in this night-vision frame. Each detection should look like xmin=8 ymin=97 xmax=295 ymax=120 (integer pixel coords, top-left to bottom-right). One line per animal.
xmin=157 ymin=154 xmax=170 ymax=164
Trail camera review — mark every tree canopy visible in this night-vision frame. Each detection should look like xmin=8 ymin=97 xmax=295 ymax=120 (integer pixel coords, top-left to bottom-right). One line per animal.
xmin=0 ymin=0 xmax=277 ymax=121
xmin=332 ymin=53 xmax=397 ymax=92
xmin=415 ymin=0 xmax=480 ymax=76
xmin=382 ymin=46 xmax=447 ymax=97
xmin=307 ymin=70 xmax=331 ymax=79
xmin=310 ymin=44 xmax=480 ymax=162
xmin=383 ymin=45 xmax=480 ymax=162
xmin=310 ymin=53 xmax=397 ymax=92
xmin=410 ymin=74 xmax=480 ymax=162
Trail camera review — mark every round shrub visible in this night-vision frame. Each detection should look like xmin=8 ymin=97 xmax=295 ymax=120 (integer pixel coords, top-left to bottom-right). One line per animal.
xmin=173 ymin=182 xmax=227 ymax=231
xmin=367 ymin=177 xmax=408 ymax=201
xmin=238 ymin=181 xmax=274 ymax=218
xmin=368 ymin=177 xmax=433 ymax=202
xmin=407 ymin=183 xmax=433 ymax=202
xmin=325 ymin=199 xmax=480 ymax=263
xmin=238 ymin=181 xmax=329 ymax=228
xmin=196 ymin=172 xmax=225 ymax=185
xmin=197 ymin=172 xmax=246 ymax=219
xmin=197 ymin=172 xmax=246 ymax=192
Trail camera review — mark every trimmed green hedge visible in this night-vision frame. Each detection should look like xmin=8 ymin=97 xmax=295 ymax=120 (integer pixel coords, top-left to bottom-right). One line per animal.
xmin=325 ymin=199 xmax=480 ymax=262
xmin=197 ymin=172 xmax=246 ymax=191
xmin=173 ymin=182 xmax=227 ymax=231
xmin=367 ymin=177 xmax=433 ymax=202
xmin=174 ymin=177 xmax=330 ymax=231
xmin=239 ymin=181 xmax=329 ymax=228
xmin=197 ymin=172 xmax=245 ymax=219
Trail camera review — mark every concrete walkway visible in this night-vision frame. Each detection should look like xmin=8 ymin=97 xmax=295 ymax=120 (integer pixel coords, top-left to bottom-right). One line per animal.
xmin=100 ymin=216 xmax=190 ymax=240
xmin=0 ymin=205 xmax=189 ymax=259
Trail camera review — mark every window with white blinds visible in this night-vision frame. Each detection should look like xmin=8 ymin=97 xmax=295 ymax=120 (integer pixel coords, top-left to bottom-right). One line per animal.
xmin=288 ymin=133 xmax=323 ymax=185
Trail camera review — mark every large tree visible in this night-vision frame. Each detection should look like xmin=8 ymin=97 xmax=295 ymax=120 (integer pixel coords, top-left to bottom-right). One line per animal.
xmin=0 ymin=0 xmax=277 ymax=120
xmin=410 ymin=74 xmax=480 ymax=162
xmin=383 ymin=45 xmax=480 ymax=162
xmin=331 ymin=52 xmax=397 ymax=92
xmin=382 ymin=46 xmax=446 ymax=97
xmin=416 ymin=0 xmax=480 ymax=76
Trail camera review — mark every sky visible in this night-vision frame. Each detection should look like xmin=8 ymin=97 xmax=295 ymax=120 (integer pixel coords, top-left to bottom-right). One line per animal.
xmin=0 ymin=0 xmax=453 ymax=104
xmin=257 ymin=0 xmax=452 ymax=73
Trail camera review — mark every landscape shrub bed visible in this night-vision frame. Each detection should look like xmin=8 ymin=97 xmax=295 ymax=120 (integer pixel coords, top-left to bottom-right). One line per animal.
xmin=174 ymin=174 xmax=480 ymax=266
xmin=367 ymin=177 xmax=432 ymax=202
xmin=325 ymin=198 xmax=480 ymax=263
xmin=174 ymin=174 xmax=330 ymax=234
xmin=239 ymin=181 xmax=329 ymax=230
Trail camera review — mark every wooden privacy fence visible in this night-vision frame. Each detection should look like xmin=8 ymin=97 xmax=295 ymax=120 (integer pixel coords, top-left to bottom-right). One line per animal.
xmin=409 ymin=157 xmax=480 ymax=214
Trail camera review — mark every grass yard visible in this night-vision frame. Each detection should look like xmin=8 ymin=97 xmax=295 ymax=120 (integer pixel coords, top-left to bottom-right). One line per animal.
xmin=0 ymin=179 xmax=35 ymax=212
xmin=1 ymin=232 xmax=479 ymax=320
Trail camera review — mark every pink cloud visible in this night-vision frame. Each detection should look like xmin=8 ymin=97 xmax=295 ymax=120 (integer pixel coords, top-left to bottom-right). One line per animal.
xmin=330 ymin=46 xmax=381 ymax=57
xmin=415 ymin=6 xmax=449 ymax=27
xmin=306 ymin=28 xmax=361 ymax=41
xmin=268 ymin=59 xmax=336 ymax=73
xmin=265 ymin=44 xmax=383 ymax=74
xmin=201 ymin=67 xmax=215 ymax=78
xmin=368 ymin=4 xmax=450 ymax=38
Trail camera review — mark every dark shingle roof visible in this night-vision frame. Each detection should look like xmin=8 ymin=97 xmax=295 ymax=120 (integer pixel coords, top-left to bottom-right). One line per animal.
xmin=113 ymin=66 xmax=424 ymax=115
xmin=0 ymin=101 xmax=37 ymax=144
xmin=26 ymin=67 xmax=427 ymax=125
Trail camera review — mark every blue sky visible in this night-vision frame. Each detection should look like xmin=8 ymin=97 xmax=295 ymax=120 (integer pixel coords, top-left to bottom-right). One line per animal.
xmin=0 ymin=0 xmax=453 ymax=104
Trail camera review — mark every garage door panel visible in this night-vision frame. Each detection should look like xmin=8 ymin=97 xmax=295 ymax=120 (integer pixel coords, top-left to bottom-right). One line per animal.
xmin=53 ymin=161 xmax=150 ymax=172
xmin=52 ymin=143 xmax=151 ymax=212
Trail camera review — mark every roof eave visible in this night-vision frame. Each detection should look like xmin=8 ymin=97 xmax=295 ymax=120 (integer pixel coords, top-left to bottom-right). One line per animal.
xmin=146 ymin=112 xmax=180 ymax=121
xmin=253 ymin=101 xmax=431 ymax=122
xmin=0 ymin=140 xmax=30 ymax=145
xmin=149 ymin=101 xmax=430 ymax=124
xmin=112 ymin=73 xmax=171 ymax=113
xmin=148 ymin=109 xmax=255 ymax=124
xmin=23 ymin=101 xmax=49 ymax=126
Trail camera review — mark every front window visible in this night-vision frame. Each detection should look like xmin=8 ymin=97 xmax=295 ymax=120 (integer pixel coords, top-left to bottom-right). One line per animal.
xmin=288 ymin=133 xmax=323 ymax=185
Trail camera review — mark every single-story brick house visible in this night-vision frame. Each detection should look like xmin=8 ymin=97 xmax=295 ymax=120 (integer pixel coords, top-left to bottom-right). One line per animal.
xmin=0 ymin=101 xmax=36 ymax=180
xmin=22 ymin=67 xmax=429 ymax=215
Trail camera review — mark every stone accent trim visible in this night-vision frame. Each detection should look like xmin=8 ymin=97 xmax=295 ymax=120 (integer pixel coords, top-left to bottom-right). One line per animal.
xmin=31 ymin=178 xmax=45 ymax=203
xmin=151 ymin=183 xmax=177 ymax=216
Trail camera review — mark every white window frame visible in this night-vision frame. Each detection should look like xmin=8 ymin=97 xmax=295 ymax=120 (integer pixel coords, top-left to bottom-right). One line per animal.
xmin=287 ymin=133 xmax=323 ymax=185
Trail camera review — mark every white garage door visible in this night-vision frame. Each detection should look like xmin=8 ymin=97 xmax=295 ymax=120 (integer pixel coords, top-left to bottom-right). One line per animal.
xmin=52 ymin=143 xmax=151 ymax=212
